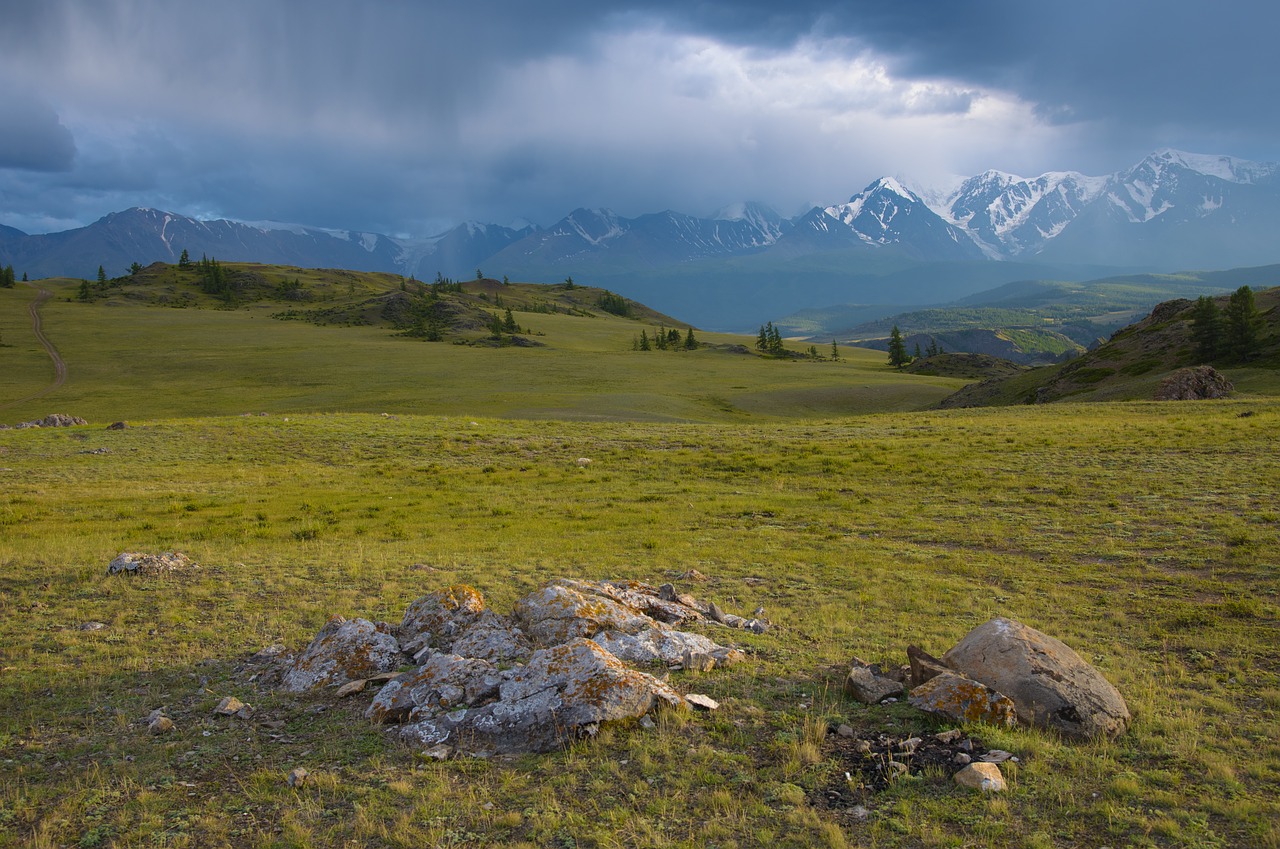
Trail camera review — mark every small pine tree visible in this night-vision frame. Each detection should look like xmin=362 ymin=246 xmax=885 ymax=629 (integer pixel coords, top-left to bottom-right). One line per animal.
xmin=914 ymin=342 xmax=923 ymax=359
xmin=1190 ymin=295 xmax=1226 ymax=361
xmin=654 ymin=325 xmax=668 ymax=350
xmin=178 ymin=249 xmax=190 ymax=268
xmin=887 ymin=325 xmax=910 ymax=368
xmin=130 ymin=262 xmax=142 ymax=275
xmin=0 ymin=264 xmax=14 ymax=288
xmin=926 ymin=338 xmax=939 ymax=357
xmin=639 ymin=330 xmax=651 ymax=351
xmin=830 ymin=340 xmax=839 ymax=361
xmin=97 ymin=265 xmax=107 ymax=285
xmin=503 ymin=308 xmax=518 ymax=333
xmin=683 ymin=327 xmax=698 ymax=350
xmin=22 ymin=272 xmax=28 ymax=282
xmin=564 ymin=276 xmax=575 ymax=289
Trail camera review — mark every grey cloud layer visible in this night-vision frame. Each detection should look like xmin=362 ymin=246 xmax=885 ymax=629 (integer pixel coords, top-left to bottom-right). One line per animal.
xmin=0 ymin=0 xmax=1275 ymax=235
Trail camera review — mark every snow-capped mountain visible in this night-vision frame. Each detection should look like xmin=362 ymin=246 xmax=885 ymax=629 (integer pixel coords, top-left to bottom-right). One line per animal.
xmin=916 ymin=149 xmax=1280 ymax=266
xmin=4 ymin=150 xmax=1279 ymax=293
xmin=816 ymin=177 xmax=984 ymax=260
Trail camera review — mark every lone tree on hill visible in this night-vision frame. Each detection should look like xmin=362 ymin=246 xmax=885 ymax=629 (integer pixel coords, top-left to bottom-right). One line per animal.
xmin=887 ymin=325 xmax=910 ymax=368
xmin=683 ymin=326 xmax=698 ymax=350
xmin=179 ymin=249 xmax=190 ymax=268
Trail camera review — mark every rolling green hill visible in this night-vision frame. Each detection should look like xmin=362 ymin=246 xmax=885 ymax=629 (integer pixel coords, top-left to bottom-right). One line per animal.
xmin=0 ymin=264 xmax=969 ymax=423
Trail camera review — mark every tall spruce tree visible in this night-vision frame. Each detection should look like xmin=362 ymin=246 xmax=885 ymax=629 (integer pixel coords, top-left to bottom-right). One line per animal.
xmin=887 ymin=325 xmax=909 ymax=368
xmin=1190 ymin=295 xmax=1226 ymax=361
xmin=1224 ymin=285 xmax=1265 ymax=361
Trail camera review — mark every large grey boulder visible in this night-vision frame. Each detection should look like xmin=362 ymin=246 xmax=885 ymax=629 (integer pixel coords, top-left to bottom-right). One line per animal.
xmin=448 ymin=610 xmax=532 ymax=663
xmin=943 ymin=617 xmax=1130 ymax=740
xmin=398 ymin=638 xmax=687 ymax=755
xmin=282 ymin=616 xmax=403 ymax=693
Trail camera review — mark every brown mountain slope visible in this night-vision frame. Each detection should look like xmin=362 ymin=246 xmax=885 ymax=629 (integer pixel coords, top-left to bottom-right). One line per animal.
xmin=938 ymin=286 xmax=1279 ymax=406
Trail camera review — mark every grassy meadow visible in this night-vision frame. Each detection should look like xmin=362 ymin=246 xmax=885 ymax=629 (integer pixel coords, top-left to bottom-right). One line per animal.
xmin=0 ymin=274 xmax=1278 ymax=848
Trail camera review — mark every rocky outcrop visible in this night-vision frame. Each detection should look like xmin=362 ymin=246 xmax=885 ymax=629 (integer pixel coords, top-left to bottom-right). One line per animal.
xmin=107 ymin=551 xmax=199 ymax=576
xmin=942 ymin=617 xmax=1130 ymax=740
xmin=277 ymin=578 xmax=752 ymax=755
xmin=1154 ymin=365 xmax=1233 ymax=400
xmin=13 ymin=413 xmax=88 ymax=428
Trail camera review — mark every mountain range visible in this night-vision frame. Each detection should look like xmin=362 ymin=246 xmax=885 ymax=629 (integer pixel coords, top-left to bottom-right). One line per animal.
xmin=3 ymin=149 xmax=1278 ymax=329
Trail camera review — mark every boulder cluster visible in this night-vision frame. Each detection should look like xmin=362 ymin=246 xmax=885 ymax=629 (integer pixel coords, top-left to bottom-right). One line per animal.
xmin=266 ymin=579 xmax=757 ymax=757
xmin=107 ymin=551 xmax=200 ymax=576
xmin=845 ymin=617 xmax=1130 ymax=742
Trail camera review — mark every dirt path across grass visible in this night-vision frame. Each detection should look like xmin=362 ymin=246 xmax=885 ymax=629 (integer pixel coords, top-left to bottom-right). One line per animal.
xmin=0 ymin=283 xmax=68 ymax=412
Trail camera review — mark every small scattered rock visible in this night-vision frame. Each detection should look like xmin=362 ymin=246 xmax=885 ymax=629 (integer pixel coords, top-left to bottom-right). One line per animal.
xmin=576 ymin=457 xmax=592 ymax=467
xmin=845 ymin=659 xmax=904 ymax=704
xmin=422 ymin=744 xmax=452 ymax=761
xmin=107 ymin=551 xmax=199 ymax=577
xmin=836 ymin=724 xmax=855 ymax=738
xmin=981 ymin=749 xmax=1016 ymax=764
xmin=78 ymin=621 xmax=108 ymax=631
xmin=106 ymin=421 xmax=128 ymax=430
xmin=954 ymin=762 xmax=1005 ymax=792
xmin=286 ymin=767 xmax=309 ymax=788
xmin=677 ymin=569 xmax=708 ymax=583
xmin=686 ymin=693 xmax=720 ymax=711
xmin=335 ymin=679 xmax=368 ymax=698
xmin=148 ymin=716 xmax=175 ymax=735
xmin=681 ymin=649 xmax=716 ymax=672
xmin=639 ymin=714 xmax=657 ymax=729
xmin=953 ymin=752 xmax=971 ymax=765
xmin=214 ymin=696 xmax=247 ymax=716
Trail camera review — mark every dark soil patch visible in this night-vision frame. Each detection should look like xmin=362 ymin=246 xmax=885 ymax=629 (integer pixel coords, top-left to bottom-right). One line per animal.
xmin=814 ymin=726 xmax=1012 ymax=815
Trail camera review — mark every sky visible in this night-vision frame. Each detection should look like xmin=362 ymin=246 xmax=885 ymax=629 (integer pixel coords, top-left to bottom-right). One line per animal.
xmin=2 ymin=0 xmax=1278 ymax=238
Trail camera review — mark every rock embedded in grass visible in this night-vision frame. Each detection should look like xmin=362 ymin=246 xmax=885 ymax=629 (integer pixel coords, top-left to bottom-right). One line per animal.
xmin=954 ymin=761 xmax=1005 ymax=792
xmin=845 ymin=658 xmax=904 ymax=704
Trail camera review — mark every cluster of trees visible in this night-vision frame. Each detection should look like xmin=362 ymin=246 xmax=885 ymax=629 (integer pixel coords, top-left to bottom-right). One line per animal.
xmin=888 ymin=327 xmax=944 ymax=368
xmin=195 ymin=255 xmax=243 ymax=301
xmin=0 ymin=264 xmax=16 ymax=288
xmin=634 ymin=325 xmax=698 ymax=351
xmin=488 ymin=308 xmax=522 ymax=337
xmin=1190 ymin=286 xmax=1266 ymax=362
xmin=756 ymin=322 xmax=785 ymax=355
xmin=597 ymin=291 xmax=630 ymax=317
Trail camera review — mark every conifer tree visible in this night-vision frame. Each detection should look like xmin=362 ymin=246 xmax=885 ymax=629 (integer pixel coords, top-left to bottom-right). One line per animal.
xmin=639 ymin=330 xmax=651 ymax=351
xmin=830 ymin=340 xmax=839 ymax=361
xmin=1223 ymin=285 xmax=1265 ymax=361
xmin=887 ymin=325 xmax=909 ymax=368
xmin=1190 ymin=295 xmax=1225 ymax=361
xmin=0 ymin=264 xmax=14 ymax=288
xmin=97 ymin=265 xmax=107 ymax=285
xmin=503 ymin=308 xmax=518 ymax=333
xmin=178 ymin=249 xmax=190 ymax=268
xmin=683 ymin=327 xmax=698 ymax=350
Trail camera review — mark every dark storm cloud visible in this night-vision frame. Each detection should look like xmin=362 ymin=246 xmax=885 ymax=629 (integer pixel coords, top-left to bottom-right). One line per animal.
xmin=0 ymin=91 xmax=77 ymax=172
xmin=0 ymin=0 xmax=1276 ymax=235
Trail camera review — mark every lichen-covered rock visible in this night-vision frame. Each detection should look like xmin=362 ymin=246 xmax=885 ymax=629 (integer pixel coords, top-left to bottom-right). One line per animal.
xmin=282 ymin=616 xmax=402 ymax=692
xmin=942 ymin=617 xmax=1130 ymax=740
xmin=592 ymin=626 xmax=722 ymax=666
xmin=448 ymin=610 xmax=532 ymax=663
xmin=366 ymin=653 xmax=501 ymax=724
xmin=399 ymin=585 xmax=488 ymax=656
xmin=513 ymin=581 xmax=656 ymax=645
xmin=398 ymin=638 xmax=687 ymax=755
xmin=15 ymin=413 xmax=87 ymax=429
xmin=908 ymin=672 xmax=1018 ymax=727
